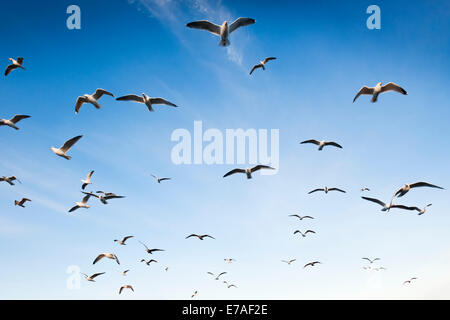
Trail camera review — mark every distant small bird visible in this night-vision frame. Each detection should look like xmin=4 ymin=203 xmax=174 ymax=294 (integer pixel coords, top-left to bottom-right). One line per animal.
xmin=223 ymin=165 xmax=275 ymax=179
xmin=393 ymin=182 xmax=444 ymax=198
xmin=186 ymin=234 xmax=215 ymax=240
xmin=5 ymin=57 xmax=25 ymax=76
xmin=250 ymin=57 xmax=276 ymax=75
xmin=224 ymin=258 xmax=236 ymax=264
xmin=119 ymin=285 xmax=134 ymax=294
xmin=294 ymin=230 xmax=316 ymax=237
xmin=288 ymin=214 xmax=314 ymax=220
xmin=0 ymin=115 xmax=31 ymax=130
xmin=191 ymin=290 xmax=198 ymax=298
xmin=223 ymin=281 xmax=237 ymax=288
xmin=207 ymin=272 xmax=227 ymax=280
xmin=138 ymin=241 xmax=165 ymax=254
xmin=50 ymin=135 xmax=82 ymax=160
xmin=75 ymin=89 xmax=114 ymax=114
xmin=116 ymin=93 xmax=178 ymax=112
xmin=0 ymin=176 xmax=20 ymax=186
xmin=304 ymin=261 xmax=321 ymax=268
xmin=186 ymin=17 xmax=255 ymax=46
xmin=68 ymin=193 xmax=92 ymax=212
xmin=14 ymin=198 xmax=31 ymax=208
xmin=300 ymin=139 xmax=342 ymax=151
xmin=164 ymin=266 xmax=169 ymax=272
xmin=308 ymin=187 xmax=346 ymax=194
xmin=151 ymin=174 xmax=171 ymax=184
xmin=281 ymin=259 xmax=296 ymax=265
xmin=81 ymin=272 xmax=105 ymax=282
xmin=353 ymin=82 xmax=407 ymax=103
xmin=361 ymin=196 xmax=418 ymax=212
xmin=81 ymin=171 xmax=94 ymax=190
xmin=93 ymin=253 xmax=120 ymax=265
xmin=121 ymin=270 xmax=130 ymax=276
xmin=403 ymin=277 xmax=418 ymax=285
xmin=361 ymin=187 xmax=370 ymax=192
xmin=140 ymin=259 xmax=158 ymax=266
xmin=412 ymin=203 xmax=432 ymax=215
xmin=114 ymin=236 xmax=134 ymax=245
xmin=362 ymin=257 xmax=380 ymax=264
xmin=372 ymin=267 xmax=387 ymax=271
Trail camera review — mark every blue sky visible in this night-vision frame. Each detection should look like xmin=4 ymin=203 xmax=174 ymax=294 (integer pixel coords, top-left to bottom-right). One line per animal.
xmin=0 ymin=0 xmax=449 ymax=299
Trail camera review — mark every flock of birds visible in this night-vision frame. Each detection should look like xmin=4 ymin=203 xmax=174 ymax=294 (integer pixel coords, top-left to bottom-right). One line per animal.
xmin=1 ymin=13 xmax=445 ymax=299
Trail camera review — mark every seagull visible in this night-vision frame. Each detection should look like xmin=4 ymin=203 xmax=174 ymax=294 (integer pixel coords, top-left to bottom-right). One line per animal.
xmin=81 ymin=272 xmax=105 ymax=282
xmin=281 ymin=259 xmax=296 ymax=265
xmin=207 ymin=272 xmax=227 ymax=280
xmin=250 ymin=57 xmax=276 ymax=75
xmin=224 ymin=258 xmax=236 ymax=263
xmin=68 ymin=193 xmax=92 ymax=212
xmin=83 ymin=191 xmax=125 ymax=204
xmin=361 ymin=187 xmax=370 ymax=192
xmin=186 ymin=234 xmax=215 ymax=240
xmin=0 ymin=176 xmax=20 ymax=186
xmin=116 ymin=93 xmax=178 ymax=112
xmin=362 ymin=257 xmax=380 ymax=264
xmin=14 ymin=198 xmax=31 ymax=208
xmin=353 ymin=82 xmax=407 ymax=103
xmin=361 ymin=196 xmax=418 ymax=212
xmin=294 ymin=230 xmax=316 ymax=237
xmin=372 ymin=267 xmax=387 ymax=271
xmin=412 ymin=203 xmax=433 ymax=215
xmin=140 ymin=259 xmax=158 ymax=265
xmin=5 ymin=57 xmax=25 ymax=76
xmin=75 ymin=89 xmax=114 ymax=114
xmin=288 ymin=214 xmax=314 ymax=220
xmin=223 ymin=281 xmax=238 ymax=288
xmin=191 ymin=290 xmax=198 ymax=298
xmin=119 ymin=285 xmax=134 ymax=294
xmin=223 ymin=165 xmax=275 ymax=179
xmin=93 ymin=253 xmax=120 ymax=265
xmin=0 ymin=115 xmax=31 ymax=130
xmin=138 ymin=241 xmax=165 ymax=254
xmin=393 ymin=182 xmax=444 ymax=198
xmin=403 ymin=277 xmax=418 ymax=285
xmin=164 ymin=266 xmax=169 ymax=272
xmin=304 ymin=261 xmax=321 ymax=268
xmin=81 ymin=171 xmax=94 ymax=190
xmin=308 ymin=187 xmax=346 ymax=194
xmin=186 ymin=17 xmax=255 ymax=46
xmin=114 ymin=236 xmax=134 ymax=245
xmin=151 ymin=174 xmax=171 ymax=184
xmin=121 ymin=270 xmax=130 ymax=276
xmin=50 ymin=135 xmax=82 ymax=160
xmin=300 ymin=139 xmax=342 ymax=150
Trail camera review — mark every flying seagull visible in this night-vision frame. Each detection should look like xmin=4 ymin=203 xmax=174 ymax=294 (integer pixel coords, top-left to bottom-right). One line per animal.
xmin=68 ymin=193 xmax=92 ymax=212
xmin=0 ymin=115 xmax=31 ymax=130
xmin=114 ymin=236 xmax=134 ymax=245
xmin=119 ymin=285 xmax=134 ymax=294
xmin=14 ymin=198 xmax=31 ymax=208
xmin=308 ymin=187 xmax=346 ymax=194
xmin=5 ymin=57 xmax=25 ymax=76
xmin=0 ymin=176 xmax=20 ymax=186
xmin=116 ymin=93 xmax=178 ymax=112
xmin=140 ymin=259 xmax=158 ymax=266
xmin=81 ymin=171 xmax=94 ymax=190
xmin=81 ymin=272 xmax=105 ymax=282
xmin=207 ymin=272 xmax=227 ymax=280
xmin=362 ymin=257 xmax=380 ymax=264
xmin=224 ymin=258 xmax=236 ymax=263
xmin=294 ymin=230 xmax=316 ymax=237
xmin=75 ymin=89 xmax=114 ymax=114
xmin=223 ymin=165 xmax=275 ymax=179
xmin=361 ymin=196 xmax=418 ymax=212
xmin=223 ymin=281 xmax=238 ymax=288
xmin=151 ymin=174 xmax=171 ymax=184
xmin=361 ymin=187 xmax=370 ymax=192
xmin=393 ymin=182 xmax=444 ymax=198
xmin=50 ymin=135 xmax=82 ymax=160
xmin=304 ymin=261 xmax=321 ymax=268
xmin=83 ymin=191 xmax=125 ymax=204
xmin=138 ymin=241 xmax=165 ymax=254
xmin=186 ymin=17 xmax=255 ymax=46
xmin=191 ymin=291 xmax=198 ymax=298
xmin=372 ymin=267 xmax=387 ymax=271
xmin=186 ymin=234 xmax=215 ymax=240
xmin=281 ymin=259 xmax=296 ymax=265
xmin=93 ymin=253 xmax=120 ymax=265
xmin=353 ymin=82 xmax=407 ymax=103
xmin=289 ymin=214 xmax=314 ymax=220
xmin=121 ymin=270 xmax=130 ymax=276
xmin=403 ymin=277 xmax=418 ymax=285
xmin=250 ymin=57 xmax=276 ymax=75
xmin=300 ymin=139 xmax=342 ymax=150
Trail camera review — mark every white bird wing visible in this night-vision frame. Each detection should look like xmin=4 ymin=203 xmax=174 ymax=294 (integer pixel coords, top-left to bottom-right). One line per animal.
xmin=60 ymin=135 xmax=82 ymax=152
xmin=380 ymin=82 xmax=407 ymax=95
xmin=353 ymin=86 xmax=374 ymax=102
xmin=116 ymin=94 xmax=145 ymax=103
xmin=229 ymin=17 xmax=256 ymax=33
xmin=186 ymin=20 xmax=221 ymax=35
xmin=92 ymin=88 xmax=114 ymax=100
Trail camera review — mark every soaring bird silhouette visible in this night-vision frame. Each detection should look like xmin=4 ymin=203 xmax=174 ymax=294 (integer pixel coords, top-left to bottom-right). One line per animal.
xmin=116 ymin=93 xmax=178 ymax=112
xmin=289 ymin=214 xmax=314 ymax=220
xmin=362 ymin=257 xmax=380 ymax=264
xmin=250 ymin=57 xmax=276 ymax=75
xmin=81 ymin=272 xmax=105 ymax=282
xmin=75 ymin=89 xmax=114 ymax=114
xmin=139 ymin=241 xmax=165 ymax=254
xmin=223 ymin=165 xmax=275 ymax=179
xmin=14 ymin=198 xmax=31 ymax=208
xmin=308 ymin=187 xmax=346 ymax=194
xmin=0 ymin=115 xmax=30 ymax=130
xmin=186 ymin=234 xmax=215 ymax=240
xmin=5 ymin=57 xmax=25 ymax=76
xmin=294 ymin=230 xmax=316 ymax=237
xmin=353 ymin=82 xmax=407 ymax=103
xmin=392 ymin=182 xmax=443 ymax=198
xmin=50 ymin=135 xmax=82 ymax=160
xmin=361 ymin=196 xmax=418 ymax=212
xmin=114 ymin=236 xmax=134 ymax=245
xmin=304 ymin=261 xmax=321 ymax=268
xmin=119 ymin=285 xmax=134 ymax=294
xmin=207 ymin=272 xmax=227 ymax=280
xmin=93 ymin=253 xmax=120 ymax=265
xmin=300 ymin=139 xmax=342 ymax=150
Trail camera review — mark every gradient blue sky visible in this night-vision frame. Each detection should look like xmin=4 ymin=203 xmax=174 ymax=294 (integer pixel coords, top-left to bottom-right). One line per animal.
xmin=1 ymin=0 xmax=449 ymax=299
